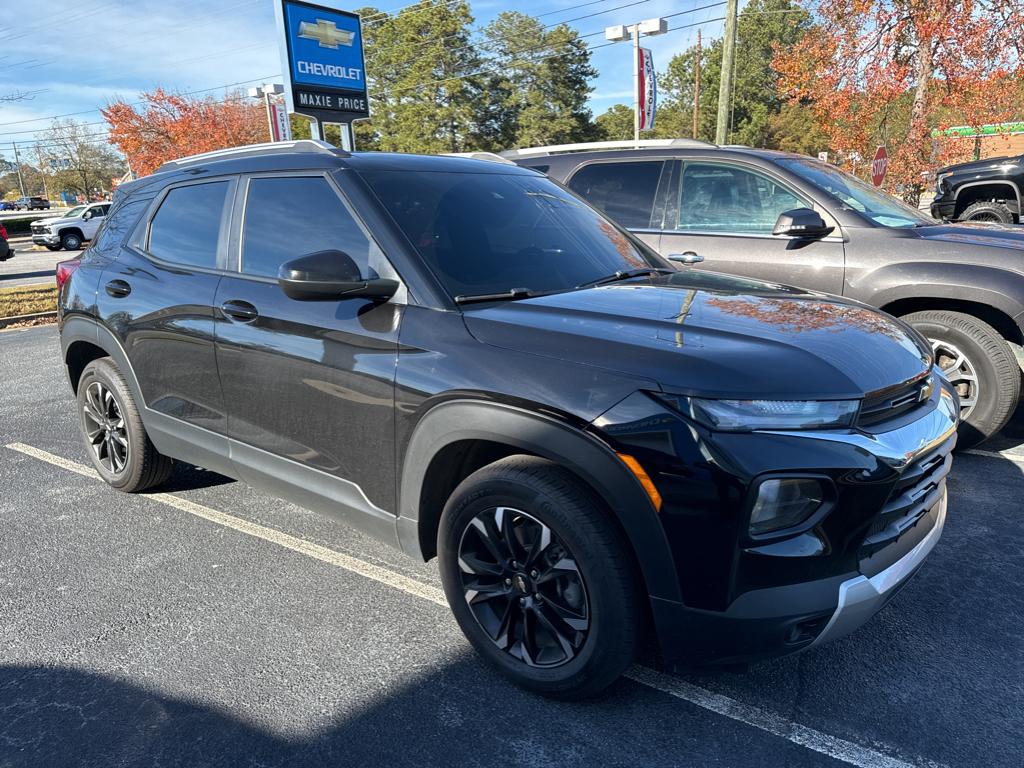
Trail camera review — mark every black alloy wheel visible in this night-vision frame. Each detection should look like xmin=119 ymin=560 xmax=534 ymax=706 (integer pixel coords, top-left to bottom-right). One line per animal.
xmin=439 ymin=455 xmax=641 ymax=699
xmin=458 ymin=506 xmax=590 ymax=667
xmin=77 ymin=357 xmax=173 ymax=491
xmin=81 ymin=380 xmax=130 ymax=474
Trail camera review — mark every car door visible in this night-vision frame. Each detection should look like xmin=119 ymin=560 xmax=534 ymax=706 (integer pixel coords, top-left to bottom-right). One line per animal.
xmin=659 ymin=159 xmax=846 ymax=294
xmin=564 ymin=159 xmax=670 ymax=251
xmin=82 ymin=204 xmax=108 ymax=239
xmin=96 ymin=178 xmax=233 ymax=448
xmin=213 ymin=171 xmax=403 ymax=536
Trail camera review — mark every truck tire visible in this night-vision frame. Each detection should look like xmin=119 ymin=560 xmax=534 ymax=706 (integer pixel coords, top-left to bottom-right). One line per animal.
xmin=438 ymin=455 xmax=641 ymax=699
xmin=60 ymin=232 xmax=82 ymax=250
xmin=903 ymin=310 xmax=1021 ymax=448
xmin=959 ymin=200 xmax=1016 ymax=224
xmin=76 ymin=357 xmax=173 ymax=492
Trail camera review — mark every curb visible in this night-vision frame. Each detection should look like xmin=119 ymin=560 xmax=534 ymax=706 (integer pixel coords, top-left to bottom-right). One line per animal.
xmin=0 ymin=310 xmax=58 ymax=329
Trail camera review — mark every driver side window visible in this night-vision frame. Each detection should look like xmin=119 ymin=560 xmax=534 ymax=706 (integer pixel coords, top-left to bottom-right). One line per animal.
xmin=677 ymin=163 xmax=804 ymax=234
xmin=240 ymin=175 xmax=377 ymax=279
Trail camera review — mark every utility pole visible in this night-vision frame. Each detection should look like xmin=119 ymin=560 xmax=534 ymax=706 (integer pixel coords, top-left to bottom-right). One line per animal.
xmin=693 ymin=30 xmax=701 ymax=139
xmin=11 ymin=142 xmax=26 ymax=198
xmin=715 ymin=0 xmax=738 ymax=144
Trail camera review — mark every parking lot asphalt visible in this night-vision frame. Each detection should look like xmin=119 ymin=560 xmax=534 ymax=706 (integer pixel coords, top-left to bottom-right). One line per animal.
xmin=1 ymin=324 xmax=1022 ymax=768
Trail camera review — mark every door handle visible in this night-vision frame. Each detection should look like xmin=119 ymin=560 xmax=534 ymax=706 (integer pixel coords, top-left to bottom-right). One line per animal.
xmin=669 ymin=251 xmax=705 ymax=266
xmin=105 ymin=279 xmax=131 ymax=297
xmin=221 ymin=299 xmax=259 ymax=322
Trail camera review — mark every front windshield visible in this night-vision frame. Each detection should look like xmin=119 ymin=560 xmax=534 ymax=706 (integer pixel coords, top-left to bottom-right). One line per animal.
xmin=361 ymin=170 xmax=665 ymax=298
xmin=775 ymin=158 xmax=931 ymax=228
xmin=62 ymin=205 xmax=87 ymax=218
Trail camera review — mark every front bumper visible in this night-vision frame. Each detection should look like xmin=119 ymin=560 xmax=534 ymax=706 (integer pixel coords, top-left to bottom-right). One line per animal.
xmin=32 ymin=232 xmax=59 ymax=245
xmin=809 ymin=487 xmax=946 ymax=648
xmin=603 ymin=381 xmax=959 ymax=667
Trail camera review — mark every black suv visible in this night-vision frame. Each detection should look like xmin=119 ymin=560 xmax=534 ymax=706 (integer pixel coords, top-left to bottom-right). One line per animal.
xmin=931 ymin=153 xmax=1023 ymax=225
xmin=506 ymin=140 xmax=1024 ymax=448
xmin=57 ymin=141 xmax=958 ymax=698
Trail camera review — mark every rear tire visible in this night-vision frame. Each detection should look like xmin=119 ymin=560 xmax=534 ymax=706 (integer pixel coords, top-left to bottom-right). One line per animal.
xmin=438 ymin=455 xmax=641 ymax=699
xmin=959 ymin=200 xmax=1016 ymax=224
xmin=903 ymin=310 xmax=1020 ymax=448
xmin=77 ymin=358 xmax=173 ymax=492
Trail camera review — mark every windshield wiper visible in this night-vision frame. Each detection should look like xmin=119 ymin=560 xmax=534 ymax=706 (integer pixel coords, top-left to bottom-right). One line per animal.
xmin=575 ymin=267 xmax=675 ymax=290
xmin=454 ymin=287 xmax=541 ymax=306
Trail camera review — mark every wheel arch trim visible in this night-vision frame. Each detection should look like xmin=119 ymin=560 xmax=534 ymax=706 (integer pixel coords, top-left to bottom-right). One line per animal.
xmin=952 ymin=179 xmax=1022 ymax=210
xmin=397 ymin=398 xmax=683 ymax=602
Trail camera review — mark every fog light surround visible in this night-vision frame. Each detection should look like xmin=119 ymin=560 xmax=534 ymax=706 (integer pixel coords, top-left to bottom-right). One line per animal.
xmin=749 ymin=477 xmax=827 ymax=537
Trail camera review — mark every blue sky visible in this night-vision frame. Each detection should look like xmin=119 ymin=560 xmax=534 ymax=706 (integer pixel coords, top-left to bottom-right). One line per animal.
xmin=0 ymin=0 xmax=730 ymax=156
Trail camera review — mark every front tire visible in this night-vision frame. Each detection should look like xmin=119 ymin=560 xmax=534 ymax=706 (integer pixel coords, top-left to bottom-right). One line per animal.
xmin=60 ymin=232 xmax=82 ymax=250
xmin=959 ymin=200 xmax=1016 ymax=224
xmin=903 ymin=310 xmax=1021 ymax=448
xmin=438 ymin=455 xmax=641 ymax=699
xmin=77 ymin=358 xmax=173 ymax=491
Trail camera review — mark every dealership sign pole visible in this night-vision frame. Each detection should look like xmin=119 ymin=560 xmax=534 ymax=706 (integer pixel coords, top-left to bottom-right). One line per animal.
xmin=274 ymin=0 xmax=369 ymax=150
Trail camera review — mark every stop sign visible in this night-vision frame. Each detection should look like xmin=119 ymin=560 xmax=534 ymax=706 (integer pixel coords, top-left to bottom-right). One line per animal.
xmin=871 ymin=145 xmax=888 ymax=187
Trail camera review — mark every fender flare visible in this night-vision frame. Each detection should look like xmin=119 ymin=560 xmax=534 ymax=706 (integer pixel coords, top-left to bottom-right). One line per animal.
xmin=953 ymin=179 xmax=1022 ymax=210
xmin=61 ymin=315 xmax=147 ymax=405
xmin=856 ymin=263 xmax=1024 ymax=330
xmin=397 ymin=399 xmax=683 ymax=602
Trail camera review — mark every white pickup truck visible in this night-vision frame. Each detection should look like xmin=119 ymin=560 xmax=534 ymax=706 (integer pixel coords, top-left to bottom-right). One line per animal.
xmin=31 ymin=202 xmax=111 ymax=251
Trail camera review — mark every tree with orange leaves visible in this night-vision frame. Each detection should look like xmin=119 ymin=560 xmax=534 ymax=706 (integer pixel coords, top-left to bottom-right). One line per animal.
xmin=775 ymin=1 xmax=1024 ymax=204
xmin=102 ymin=88 xmax=267 ymax=177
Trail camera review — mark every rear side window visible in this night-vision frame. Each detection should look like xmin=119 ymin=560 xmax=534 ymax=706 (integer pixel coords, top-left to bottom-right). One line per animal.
xmin=90 ymin=198 xmax=150 ymax=256
xmin=148 ymin=181 xmax=230 ymax=268
xmin=241 ymin=176 xmax=374 ymax=278
xmin=567 ymin=161 xmax=664 ymax=228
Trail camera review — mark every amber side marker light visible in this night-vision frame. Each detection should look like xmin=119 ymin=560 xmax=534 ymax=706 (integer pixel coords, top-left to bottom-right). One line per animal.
xmin=616 ymin=453 xmax=663 ymax=512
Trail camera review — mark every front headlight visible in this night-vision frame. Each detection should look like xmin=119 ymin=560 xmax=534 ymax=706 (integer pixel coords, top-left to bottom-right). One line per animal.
xmin=936 ymin=171 xmax=952 ymax=194
xmin=681 ymin=397 xmax=859 ymax=431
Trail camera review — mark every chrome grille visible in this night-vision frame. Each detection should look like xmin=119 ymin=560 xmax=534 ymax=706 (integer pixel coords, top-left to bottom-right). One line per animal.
xmin=858 ymin=375 xmax=933 ymax=427
xmin=864 ymin=433 xmax=954 ymax=547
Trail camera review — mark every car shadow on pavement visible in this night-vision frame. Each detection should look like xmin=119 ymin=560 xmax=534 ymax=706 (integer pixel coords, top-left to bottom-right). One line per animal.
xmin=152 ymin=461 xmax=236 ymax=493
xmin=0 ymin=657 xmax=660 ymax=768
xmin=986 ymin=396 xmax=1024 ymax=452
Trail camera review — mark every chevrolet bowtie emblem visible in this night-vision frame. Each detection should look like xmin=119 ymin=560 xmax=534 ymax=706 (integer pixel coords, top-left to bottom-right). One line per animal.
xmin=298 ymin=19 xmax=354 ymax=49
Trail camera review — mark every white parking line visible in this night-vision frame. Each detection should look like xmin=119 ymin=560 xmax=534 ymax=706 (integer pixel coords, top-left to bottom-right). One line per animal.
xmin=6 ymin=441 xmax=938 ymax=768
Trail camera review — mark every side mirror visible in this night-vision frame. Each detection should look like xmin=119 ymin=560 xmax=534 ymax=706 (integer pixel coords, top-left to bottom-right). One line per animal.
xmin=82 ymin=211 xmax=92 ymax=220
xmin=278 ymin=249 xmax=398 ymax=302
xmin=772 ymin=208 xmax=834 ymax=239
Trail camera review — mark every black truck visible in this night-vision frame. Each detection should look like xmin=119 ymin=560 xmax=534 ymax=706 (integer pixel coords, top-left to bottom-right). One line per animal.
xmin=931 ymin=154 xmax=1023 ymax=224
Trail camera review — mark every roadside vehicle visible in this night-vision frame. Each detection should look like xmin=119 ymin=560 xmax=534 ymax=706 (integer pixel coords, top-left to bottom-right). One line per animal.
xmin=31 ymin=201 xmax=109 ymax=251
xmin=14 ymin=196 xmax=50 ymax=211
xmin=931 ymin=154 xmax=1023 ymax=224
xmin=504 ymin=139 xmax=1024 ymax=448
xmin=0 ymin=223 xmax=10 ymax=261
xmin=57 ymin=141 xmax=958 ymax=698
xmin=0 ymin=201 xmax=16 ymax=211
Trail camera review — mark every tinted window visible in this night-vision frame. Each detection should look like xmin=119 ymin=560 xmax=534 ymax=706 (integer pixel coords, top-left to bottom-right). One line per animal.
xmin=91 ymin=198 xmax=149 ymax=256
xmin=567 ymin=161 xmax=663 ymax=228
xmin=677 ymin=163 xmax=804 ymax=233
xmin=241 ymin=176 xmax=373 ymax=278
xmin=363 ymin=170 xmax=662 ymax=298
xmin=148 ymin=181 xmax=230 ymax=268
xmin=775 ymin=158 xmax=928 ymax=228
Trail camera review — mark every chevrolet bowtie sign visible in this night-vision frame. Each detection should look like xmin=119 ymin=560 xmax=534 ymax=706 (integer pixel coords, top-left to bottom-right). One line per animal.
xmin=275 ymin=0 xmax=369 ymax=122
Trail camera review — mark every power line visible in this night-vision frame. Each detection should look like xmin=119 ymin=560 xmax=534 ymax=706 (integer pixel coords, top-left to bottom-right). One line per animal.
xmin=0 ymin=74 xmax=281 ymax=129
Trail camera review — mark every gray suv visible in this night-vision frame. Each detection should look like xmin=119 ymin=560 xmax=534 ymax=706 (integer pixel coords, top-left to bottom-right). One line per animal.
xmin=505 ymin=140 xmax=1024 ymax=447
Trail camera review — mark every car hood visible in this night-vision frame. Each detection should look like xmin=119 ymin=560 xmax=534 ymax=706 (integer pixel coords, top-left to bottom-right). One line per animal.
xmin=914 ymin=221 xmax=1024 ymax=252
xmin=31 ymin=216 xmax=63 ymax=227
xmin=463 ymin=272 xmax=932 ymax=399
xmin=938 ymin=155 xmax=1020 ymax=175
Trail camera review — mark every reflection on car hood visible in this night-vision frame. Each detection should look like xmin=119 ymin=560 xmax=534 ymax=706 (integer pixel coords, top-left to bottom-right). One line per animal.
xmin=464 ymin=271 xmax=932 ymax=399
xmin=915 ymin=222 xmax=1024 ymax=251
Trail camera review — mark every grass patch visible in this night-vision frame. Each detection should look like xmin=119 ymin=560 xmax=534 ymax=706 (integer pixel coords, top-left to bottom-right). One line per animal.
xmin=0 ymin=283 xmax=57 ymax=318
